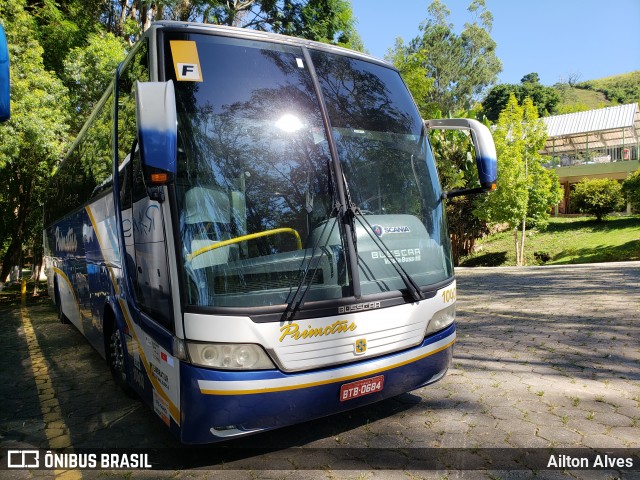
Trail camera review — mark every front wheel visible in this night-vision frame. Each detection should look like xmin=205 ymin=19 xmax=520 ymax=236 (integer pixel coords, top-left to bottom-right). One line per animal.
xmin=108 ymin=321 xmax=136 ymax=397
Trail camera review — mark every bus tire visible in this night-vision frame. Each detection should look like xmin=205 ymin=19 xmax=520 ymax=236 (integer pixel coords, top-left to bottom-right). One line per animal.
xmin=54 ymin=279 xmax=69 ymax=324
xmin=105 ymin=312 xmax=136 ymax=398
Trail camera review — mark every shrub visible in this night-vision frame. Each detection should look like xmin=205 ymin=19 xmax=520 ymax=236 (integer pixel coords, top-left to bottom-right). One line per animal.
xmin=570 ymin=178 xmax=625 ymax=221
xmin=622 ymin=168 xmax=640 ymax=212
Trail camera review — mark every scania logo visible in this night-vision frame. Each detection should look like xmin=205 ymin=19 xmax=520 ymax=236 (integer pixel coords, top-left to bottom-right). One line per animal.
xmin=371 ymin=225 xmax=411 ymax=237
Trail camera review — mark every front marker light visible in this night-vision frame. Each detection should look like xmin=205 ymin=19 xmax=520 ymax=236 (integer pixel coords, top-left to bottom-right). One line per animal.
xmin=187 ymin=343 xmax=275 ymax=370
xmin=425 ymin=303 xmax=456 ymax=336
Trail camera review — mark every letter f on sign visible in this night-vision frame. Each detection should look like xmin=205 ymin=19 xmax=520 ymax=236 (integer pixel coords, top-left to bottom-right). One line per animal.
xmin=177 ymin=63 xmax=201 ymax=81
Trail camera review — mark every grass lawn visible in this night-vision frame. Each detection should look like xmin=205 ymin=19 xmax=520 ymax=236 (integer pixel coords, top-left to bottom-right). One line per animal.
xmin=459 ymin=215 xmax=640 ymax=267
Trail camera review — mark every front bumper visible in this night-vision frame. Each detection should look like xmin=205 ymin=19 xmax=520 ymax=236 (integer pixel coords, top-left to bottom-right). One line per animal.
xmin=179 ymin=323 xmax=455 ymax=444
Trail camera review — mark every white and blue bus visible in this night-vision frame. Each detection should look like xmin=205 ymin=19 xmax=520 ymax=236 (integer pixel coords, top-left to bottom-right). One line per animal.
xmin=44 ymin=21 xmax=497 ymax=444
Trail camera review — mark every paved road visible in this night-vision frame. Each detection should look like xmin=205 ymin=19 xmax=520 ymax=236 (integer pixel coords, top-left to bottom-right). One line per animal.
xmin=1 ymin=262 xmax=638 ymax=479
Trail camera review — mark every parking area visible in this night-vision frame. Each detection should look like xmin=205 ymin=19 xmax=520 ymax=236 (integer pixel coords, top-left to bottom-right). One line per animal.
xmin=1 ymin=262 xmax=638 ymax=478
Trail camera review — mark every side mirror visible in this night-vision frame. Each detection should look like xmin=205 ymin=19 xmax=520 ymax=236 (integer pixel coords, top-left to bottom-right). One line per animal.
xmin=0 ymin=24 xmax=10 ymax=122
xmin=135 ymin=80 xmax=177 ymax=199
xmin=425 ymin=118 xmax=497 ymax=198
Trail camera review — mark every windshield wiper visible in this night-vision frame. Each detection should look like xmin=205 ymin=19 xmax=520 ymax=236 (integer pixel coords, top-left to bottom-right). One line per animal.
xmin=280 ymin=217 xmax=338 ymax=322
xmin=351 ymin=208 xmax=423 ymax=303
xmin=281 ymin=158 xmax=342 ymax=322
xmin=337 ymin=167 xmax=421 ymax=303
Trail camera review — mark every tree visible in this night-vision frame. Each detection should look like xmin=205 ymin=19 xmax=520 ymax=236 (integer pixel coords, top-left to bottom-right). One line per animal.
xmin=0 ymin=0 xmax=69 ymax=286
xmin=62 ymin=32 xmax=127 ymax=133
xmin=386 ymin=38 xmax=437 ymax=118
xmin=570 ymin=178 xmax=625 ymax=221
xmin=475 ymin=94 xmax=561 ymax=265
xmin=622 ymin=167 xmax=640 ymax=212
xmin=482 ymin=72 xmax=560 ymax=121
xmin=388 ymin=0 xmax=501 ymax=116
xmin=386 ymin=0 xmax=500 ymax=262
xmin=95 ymin=0 xmax=362 ymax=48
xmin=29 ymin=0 xmax=107 ymax=77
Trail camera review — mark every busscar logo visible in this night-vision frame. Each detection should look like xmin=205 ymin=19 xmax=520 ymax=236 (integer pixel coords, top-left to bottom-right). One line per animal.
xmin=338 ymin=301 xmax=381 ymax=314
xmin=8 ymin=450 xmax=39 ymax=468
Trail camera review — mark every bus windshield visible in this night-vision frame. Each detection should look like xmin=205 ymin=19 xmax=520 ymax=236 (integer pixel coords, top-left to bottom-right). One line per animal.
xmin=166 ymin=32 xmax=452 ymax=309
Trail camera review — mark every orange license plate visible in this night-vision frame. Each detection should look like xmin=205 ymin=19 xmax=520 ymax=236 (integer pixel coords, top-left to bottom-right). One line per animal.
xmin=339 ymin=375 xmax=384 ymax=402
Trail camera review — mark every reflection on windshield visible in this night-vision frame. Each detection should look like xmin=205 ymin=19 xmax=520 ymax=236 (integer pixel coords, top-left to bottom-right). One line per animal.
xmin=170 ymin=36 xmax=344 ymax=307
xmin=312 ymin=50 xmax=452 ymax=295
xmin=167 ymin=33 xmax=452 ymax=309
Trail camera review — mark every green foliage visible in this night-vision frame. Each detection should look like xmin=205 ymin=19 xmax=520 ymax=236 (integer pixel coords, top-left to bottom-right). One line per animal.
xmin=570 ymin=178 xmax=625 ymax=221
xmin=577 ymin=71 xmax=640 ymax=104
xmin=554 ymin=81 xmax=609 ymax=113
xmin=62 ymin=32 xmax=126 ymax=133
xmin=268 ymin=0 xmax=362 ymax=48
xmin=475 ymin=94 xmax=528 ymax=227
xmin=553 ymin=71 xmax=639 ymax=113
xmin=387 ymin=1 xmax=501 ymax=262
xmin=461 ymin=216 xmax=640 ymax=266
xmin=622 ymin=168 xmax=640 ymax=212
xmin=98 ymin=0 xmax=362 ymax=48
xmin=30 ymin=0 xmax=107 ymax=76
xmin=388 ymin=0 xmax=501 ymax=116
xmin=481 ymin=73 xmax=560 ymax=121
xmin=386 ymin=38 xmax=437 ymax=118
xmin=0 ymin=0 xmax=69 ymax=280
xmin=475 ymin=95 xmax=561 ymax=264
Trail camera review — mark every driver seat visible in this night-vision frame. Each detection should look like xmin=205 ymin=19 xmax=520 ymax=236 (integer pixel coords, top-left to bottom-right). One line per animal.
xmin=184 ymin=186 xmax=233 ymax=269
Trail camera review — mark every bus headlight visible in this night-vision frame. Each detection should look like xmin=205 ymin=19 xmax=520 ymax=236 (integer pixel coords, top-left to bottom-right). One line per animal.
xmin=187 ymin=343 xmax=275 ymax=370
xmin=425 ymin=303 xmax=456 ymax=336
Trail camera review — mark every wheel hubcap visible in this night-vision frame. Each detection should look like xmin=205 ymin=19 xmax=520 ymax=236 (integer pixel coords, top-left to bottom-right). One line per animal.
xmin=110 ymin=329 xmax=125 ymax=372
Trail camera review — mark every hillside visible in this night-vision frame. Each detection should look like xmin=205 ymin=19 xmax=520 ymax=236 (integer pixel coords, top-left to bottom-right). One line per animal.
xmin=554 ymin=71 xmax=640 ymax=114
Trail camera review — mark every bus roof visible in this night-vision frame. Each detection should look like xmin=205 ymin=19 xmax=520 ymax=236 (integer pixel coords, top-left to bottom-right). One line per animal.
xmin=148 ymin=20 xmax=393 ymax=69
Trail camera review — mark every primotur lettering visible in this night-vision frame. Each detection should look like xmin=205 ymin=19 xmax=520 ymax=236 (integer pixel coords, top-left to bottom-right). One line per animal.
xmin=279 ymin=320 xmax=357 ymax=342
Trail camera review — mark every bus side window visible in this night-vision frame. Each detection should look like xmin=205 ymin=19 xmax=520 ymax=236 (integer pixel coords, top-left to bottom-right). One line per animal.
xmin=131 ymin=150 xmax=173 ymax=328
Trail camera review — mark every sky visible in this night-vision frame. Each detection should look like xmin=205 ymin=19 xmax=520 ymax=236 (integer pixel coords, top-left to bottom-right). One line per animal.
xmin=350 ymin=0 xmax=640 ymax=86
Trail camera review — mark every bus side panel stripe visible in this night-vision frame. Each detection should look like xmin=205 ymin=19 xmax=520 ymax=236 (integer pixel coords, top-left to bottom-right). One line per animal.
xmin=86 ymin=204 xmax=181 ymax=425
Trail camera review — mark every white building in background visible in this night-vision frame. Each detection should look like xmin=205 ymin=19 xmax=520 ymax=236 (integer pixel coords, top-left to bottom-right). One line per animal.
xmin=540 ymin=103 xmax=639 ymax=214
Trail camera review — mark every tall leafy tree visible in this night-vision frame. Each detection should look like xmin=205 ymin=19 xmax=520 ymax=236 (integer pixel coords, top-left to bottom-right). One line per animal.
xmin=482 ymin=72 xmax=560 ymax=121
xmin=98 ymin=0 xmax=362 ymax=48
xmin=387 ymin=0 xmax=501 ymax=262
xmin=62 ymin=32 xmax=126 ymax=133
xmin=0 ymin=0 xmax=69 ymax=285
xmin=28 ymin=0 xmax=107 ymax=76
xmin=476 ymin=94 xmax=561 ymax=265
xmin=398 ymin=0 xmax=502 ymax=116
